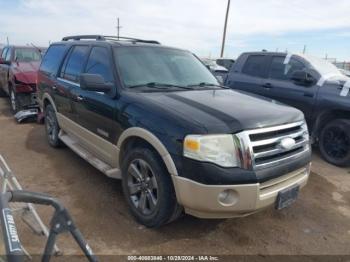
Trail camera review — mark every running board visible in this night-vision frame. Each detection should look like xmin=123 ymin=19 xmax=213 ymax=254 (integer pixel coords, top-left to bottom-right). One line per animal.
xmin=58 ymin=131 xmax=121 ymax=179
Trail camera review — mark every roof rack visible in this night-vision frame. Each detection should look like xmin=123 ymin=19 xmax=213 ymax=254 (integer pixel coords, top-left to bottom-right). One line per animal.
xmin=62 ymin=35 xmax=106 ymax=41
xmin=61 ymin=35 xmax=160 ymax=44
xmin=104 ymin=36 xmax=160 ymax=44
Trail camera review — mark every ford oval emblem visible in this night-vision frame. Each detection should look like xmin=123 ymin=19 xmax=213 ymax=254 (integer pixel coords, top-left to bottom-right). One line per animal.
xmin=280 ymin=138 xmax=296 ymax=150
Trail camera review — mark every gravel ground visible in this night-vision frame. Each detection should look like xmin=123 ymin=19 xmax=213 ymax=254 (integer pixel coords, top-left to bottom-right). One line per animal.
xmin=0 ymin=97 xmax=349 ymax=261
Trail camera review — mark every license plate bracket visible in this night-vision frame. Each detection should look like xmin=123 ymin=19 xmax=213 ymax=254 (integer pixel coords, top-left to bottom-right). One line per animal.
xmin=275 ymin=185 xmax=300 ymax=210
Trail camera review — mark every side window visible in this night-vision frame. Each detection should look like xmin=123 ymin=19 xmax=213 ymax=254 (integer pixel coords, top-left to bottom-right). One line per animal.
xmin=5 ymin=48 xmax=12 ymax=61
xmin=269 ymin=56 xmax=306 ymax=81
xmin=85 ymin=47 xmax=113 ymax=83
xmin=61 ymin=46 xmax=89 ymax=83
xmin=242 ymin=55 xmax=266 ymax=77
xmin=40 ymin=45 xmax=66 ymax=76
xmin=1 ymin=48 xmax=8 ymax=59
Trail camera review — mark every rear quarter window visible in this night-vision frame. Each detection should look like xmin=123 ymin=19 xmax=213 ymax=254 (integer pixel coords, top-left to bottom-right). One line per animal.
xmin=40 ymin=45 xmax=67 ymax=76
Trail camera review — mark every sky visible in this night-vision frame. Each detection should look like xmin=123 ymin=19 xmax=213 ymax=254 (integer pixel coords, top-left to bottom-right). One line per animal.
xmin=0 ymin=0 xmax=350 ymax=61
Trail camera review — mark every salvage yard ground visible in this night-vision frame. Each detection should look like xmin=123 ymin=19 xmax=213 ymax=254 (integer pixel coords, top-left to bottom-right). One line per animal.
xmin=0 ymin=97 xmax=350 ymax=260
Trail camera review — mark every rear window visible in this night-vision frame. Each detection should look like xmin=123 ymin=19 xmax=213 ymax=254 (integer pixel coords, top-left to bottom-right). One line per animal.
xmin=40 ymin=45 xmax=67 ymax=76
xmin=242 ymin=55 xmax=266 ymax=77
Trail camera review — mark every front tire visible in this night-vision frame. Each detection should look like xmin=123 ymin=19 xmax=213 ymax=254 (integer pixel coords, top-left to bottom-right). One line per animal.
xmin=45 ymin=104 xmax=63 ymax=148
xmin=121 ymin=147 xmax=179 ymax=227
xmin=319 ymin=119 xmax=350 ymax=167
xmin=9 ymin=88 xmax=21 ymax=113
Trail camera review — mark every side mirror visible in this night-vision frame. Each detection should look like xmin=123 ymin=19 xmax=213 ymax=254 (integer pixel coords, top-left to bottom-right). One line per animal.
xmin=290 ymin=70 xmax=314 ymax=86
xmin=80 ymin=74 xmax=113 ymax=92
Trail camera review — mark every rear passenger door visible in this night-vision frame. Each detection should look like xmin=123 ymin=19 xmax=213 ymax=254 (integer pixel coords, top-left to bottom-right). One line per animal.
xmin=56 ymin=45 xmax=90 ymax=120
xmin=226 ymin=55 xmax=269 ymax=97
xmin=264 ymin=55 xmax=319 ymax=123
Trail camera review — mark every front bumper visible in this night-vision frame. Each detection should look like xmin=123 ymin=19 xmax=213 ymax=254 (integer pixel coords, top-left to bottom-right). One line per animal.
xmin=172 ymin=164 xmax=310 ymax=218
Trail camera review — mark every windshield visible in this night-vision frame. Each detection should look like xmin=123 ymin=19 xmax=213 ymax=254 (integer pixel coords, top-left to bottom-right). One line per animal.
xmin=300 ymin=54 xmax=343 ymax=77
xmin=14 ymin=48 xmax=41 ymax=62
xmin=113 ymin=47 xmax=218 ymax=89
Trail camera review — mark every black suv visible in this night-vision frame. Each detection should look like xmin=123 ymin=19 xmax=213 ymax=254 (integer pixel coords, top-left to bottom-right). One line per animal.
xmin=225 ymin=52 xmax=350 ymax=166
xmin=38 ymin=35 xmax=311 ymax=227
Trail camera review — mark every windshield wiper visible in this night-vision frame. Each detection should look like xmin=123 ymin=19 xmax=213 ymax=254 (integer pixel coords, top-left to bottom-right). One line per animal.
xmin=187 ymin=82 xmax=229 ymax=89
xmin=128 ymin=82 xmax=193 ymax=90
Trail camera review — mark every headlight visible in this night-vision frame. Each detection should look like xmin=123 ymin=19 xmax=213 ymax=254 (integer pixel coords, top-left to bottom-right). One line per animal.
xmin=183 ymin=134 xmax=240 ymax=167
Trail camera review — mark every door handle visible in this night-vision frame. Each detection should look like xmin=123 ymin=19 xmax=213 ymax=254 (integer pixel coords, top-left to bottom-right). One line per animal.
xmin=77 ymin=95 xmax=85 ymax=102
xmin=52 ymin=85 xmax=57 ymax=90
xmin=303 ymin=92 xmax=314 ymax=98
xmin=262 ymin=83 xmax=273 ymax=89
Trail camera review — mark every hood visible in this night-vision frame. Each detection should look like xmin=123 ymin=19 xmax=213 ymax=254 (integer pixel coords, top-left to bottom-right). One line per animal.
xmin=12 ymin=61 xmax=40 ymax=84
xmin=324 ymin=75 xmax=350 ymax=86
xmin=143 ymin=89 xmax=304 ymax=133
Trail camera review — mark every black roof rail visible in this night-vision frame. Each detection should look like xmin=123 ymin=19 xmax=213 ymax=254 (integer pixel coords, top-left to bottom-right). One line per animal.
xmin=61 ymin=35 xmax=160 ymax=45
xmin=104 ymin=36 xmax=160 ymax=44
xmin=62 ymin=35 xmax=106 ymax=41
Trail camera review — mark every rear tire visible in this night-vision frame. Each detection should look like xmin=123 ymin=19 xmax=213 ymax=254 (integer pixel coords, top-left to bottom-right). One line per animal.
xmin=319 ymin=119 xmax=350 ymax=167
xmin=121 ymin=146 xmax=180 ymax=227
xmin=45 ymin=104 xmax=63 ymax=148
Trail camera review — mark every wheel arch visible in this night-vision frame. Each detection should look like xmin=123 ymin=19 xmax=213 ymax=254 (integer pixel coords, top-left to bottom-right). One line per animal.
xmin=312 ymin=110 xmax=350 ymax=141
xmin=117 ymin=127 xmax=178 ymax=177
xmin=42 ymin=93 xmax=57 ymax=112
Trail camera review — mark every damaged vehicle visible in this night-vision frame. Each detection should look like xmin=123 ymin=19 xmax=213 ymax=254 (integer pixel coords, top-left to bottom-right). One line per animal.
xmin=0 ymin=45 xmax=42 ymax=114
xmin=225 ymin=52 xmax=350 ymax=166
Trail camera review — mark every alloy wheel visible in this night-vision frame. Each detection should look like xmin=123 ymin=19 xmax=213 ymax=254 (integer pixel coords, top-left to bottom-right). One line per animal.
xmin=323 ymin=126 xmax=350 ymax=160
xmin=127 ymin=159 xmax=158 ymax=215
xmin=45 ymin=110 xmax=57 ymax=143
xmin=10 ymin=90 xmax=16 ymax=112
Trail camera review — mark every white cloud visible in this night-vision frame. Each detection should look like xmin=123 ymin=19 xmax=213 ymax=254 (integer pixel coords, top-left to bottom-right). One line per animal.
xmin=0 ymin=0 xmax=349 ymax=57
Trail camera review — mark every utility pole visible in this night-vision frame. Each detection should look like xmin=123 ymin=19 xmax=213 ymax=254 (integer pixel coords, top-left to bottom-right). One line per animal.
xmin=220 ymin=0 xmax=231 ymax=58
xmin=302 ymin=45 xmax=306 ymax=54
xmin=116 ymin=17 xmax=122 ymax=40
xmin=6 ymin=36 xmax=9 ymax=45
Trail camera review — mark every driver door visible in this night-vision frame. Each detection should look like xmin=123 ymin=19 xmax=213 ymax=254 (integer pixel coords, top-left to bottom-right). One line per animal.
xmin=263 ymin=55 xmax=319 ymax=124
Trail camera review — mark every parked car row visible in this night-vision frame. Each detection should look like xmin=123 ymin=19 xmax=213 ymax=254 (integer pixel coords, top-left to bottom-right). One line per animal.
xmin=0 ymin=35 xmax=347 ymax=228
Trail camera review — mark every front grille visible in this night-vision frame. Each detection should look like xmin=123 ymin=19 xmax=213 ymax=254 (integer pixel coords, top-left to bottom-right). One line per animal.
xmin=236 ymin=121 xmax=309 ymax=170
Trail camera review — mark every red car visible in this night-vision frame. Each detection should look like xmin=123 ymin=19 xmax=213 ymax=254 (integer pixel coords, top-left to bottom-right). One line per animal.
xmin=0 ymin=46 xmax=42 ymax=113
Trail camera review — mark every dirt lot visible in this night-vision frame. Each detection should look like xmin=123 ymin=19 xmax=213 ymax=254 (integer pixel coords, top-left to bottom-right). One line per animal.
xmin=0 ymin=96 xmax=350 ymax=260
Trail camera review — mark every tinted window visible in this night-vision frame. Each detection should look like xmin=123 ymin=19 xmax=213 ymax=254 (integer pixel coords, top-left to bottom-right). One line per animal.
xmin=62 ymin=46 xmax=89 ymax=82
xmin=40 ymin=45 xmax=66 ymax=76
xmin=85 ymin=47 xmax=113 ymax=83
xmin=269 ymin=56 xmax=306 ymax=81
xmin=242 ymin=55 xmax=266 ymax=77
xmin=5 ymin=48 xmax=11 ymax=61
xmin=1 ymin=48 xmax=8 ymax=59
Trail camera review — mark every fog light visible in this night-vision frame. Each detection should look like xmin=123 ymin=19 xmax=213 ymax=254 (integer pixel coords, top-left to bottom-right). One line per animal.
xmin=217 ymin=189 xmax=238 ymax=206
